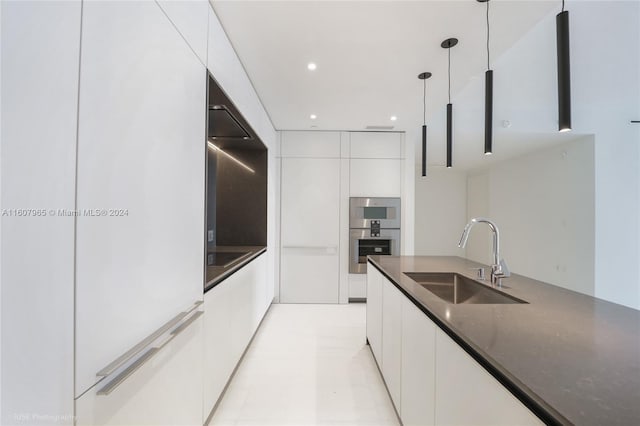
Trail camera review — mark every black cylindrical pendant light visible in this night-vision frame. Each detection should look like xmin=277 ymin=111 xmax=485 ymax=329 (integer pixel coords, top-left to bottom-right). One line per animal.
xmin=477 ymin=0 xmax=493 ymax=154
xmin=441 ymin=37 xmax=458 ymax=168
xmin=418 ymin=72 xmax=432 ymax=177
xmin=556 ymin=0 xmax=571 ymax=132
xmin=485 ymin=70 xmax=493 ymax=153
xmin=446 ymin=103 xmax=453 ymax=167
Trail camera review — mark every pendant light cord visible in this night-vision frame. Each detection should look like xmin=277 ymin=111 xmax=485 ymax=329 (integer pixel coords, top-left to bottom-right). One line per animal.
xmin=448 ymin=47 xmax=451 ymax=103
xmin=423 ymin=78 xmax=426 ymax=126
xmin=562 ymin=0 xmax=565 ymax=12
xmin=486 ymin=0 xmax=490 ymax=70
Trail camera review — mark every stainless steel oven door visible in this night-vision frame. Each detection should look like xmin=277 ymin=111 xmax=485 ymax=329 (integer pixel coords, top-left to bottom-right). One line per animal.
xmin=349 ymin=229 xmax=400 ymax=274
xmin=349 ymin=197 xmax=401 ymax=230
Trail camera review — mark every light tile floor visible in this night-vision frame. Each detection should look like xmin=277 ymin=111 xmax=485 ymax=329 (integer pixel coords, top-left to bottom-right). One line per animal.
xmin=209 ymin=304 xmax=400 ymax=426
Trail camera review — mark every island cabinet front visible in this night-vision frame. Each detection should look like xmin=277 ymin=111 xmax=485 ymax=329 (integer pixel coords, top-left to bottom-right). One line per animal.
xmin=366 ymin=262 xmax=543 ymax=426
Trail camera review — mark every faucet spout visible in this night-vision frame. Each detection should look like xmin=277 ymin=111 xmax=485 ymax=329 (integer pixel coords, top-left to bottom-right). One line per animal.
xmin=458 ymin=217 xmax=510 ymax=285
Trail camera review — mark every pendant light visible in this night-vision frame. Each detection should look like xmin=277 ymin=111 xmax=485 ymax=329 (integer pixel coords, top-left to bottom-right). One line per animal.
xmin=441 ymin=38 xmax=458 ymax=168
xmin=418 ymin=72 xmax=432 ymax=177
xmin=556 ymin=0 xmax=571 ymax=132
xmin=477 ymin=0 xmax=493 ymax=155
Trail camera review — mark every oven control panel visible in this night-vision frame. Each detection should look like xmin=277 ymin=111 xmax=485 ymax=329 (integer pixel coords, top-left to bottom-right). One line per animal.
xmin=370 ymin=220 xmax=381 ymax=237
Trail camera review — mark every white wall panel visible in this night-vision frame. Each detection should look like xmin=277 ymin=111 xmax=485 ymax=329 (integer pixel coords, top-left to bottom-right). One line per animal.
xmin=414 ymin=168 xmax=467 ymax=256
xmin=281 ymin=131 xmax=341 ymax=158
xmin=156 ymin=0 xmax=209 ymax=65
xmin=350 ymin=159 xmax=402 ymax=198
xmin=0 ymin=1 xmax=80 ymax=423
xmin=350 ymin=132 xmax=402 ymax=159
xmin=75 ymin=0 xmax=205 ymax=396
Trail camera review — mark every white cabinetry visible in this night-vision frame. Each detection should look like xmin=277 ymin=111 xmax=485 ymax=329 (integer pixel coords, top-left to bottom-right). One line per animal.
xmin=349 ymin=132 xmax=403 ymax=198
xmin=366 ymin=265 xmax=383 ymax=362
xmin=203 ymin=254 xmax=269 ymax=419
xmin=350 ymin=132 xmax=403 ymax=159
xmin=203 ymin=276 xmax=234 ymax=419
xmin=74 ymin=0 xmax=206 ymax=396
xmin=280 ymin=157 xmax=340 ymax=303
xmin=76 ymin=312 xmax=204 ymax=426
xmin=381 ymin=277 xmax=403 ymax=408
xmin=350 ymin=159 xmax=402 ymax=197
xmin=156 ymin=0 xmax=209 ymax=64
xmin=434 ymin=329 xmax=543 ymax=426
xmin=401 ymin=298 xmax=436 ymax=426
xmin=1 ymin=1 xmax=81 ymax=423
xmin=281 ymin=131 xmax=341 ymax=158
xmin=367 ymin=262 xmax=542 ymax=426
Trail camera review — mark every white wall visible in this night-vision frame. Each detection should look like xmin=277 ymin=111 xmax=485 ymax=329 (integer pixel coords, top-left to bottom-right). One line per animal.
xmin=417 ymin=1 xmax=639 ymax=309
xmin=1 ymin=1 xmax=80 ymax=423
xmin=489 ymin=1 xmax=638 ymax=308
xmin=414 ymin=167 xmax=467 ymax=257
xmin=467 ymin=137 xmax=595 ymax=296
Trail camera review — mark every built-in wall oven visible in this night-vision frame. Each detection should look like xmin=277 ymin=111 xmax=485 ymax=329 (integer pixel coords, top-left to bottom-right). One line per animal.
xmin=349 ymin=197 xmax=401 ymax=273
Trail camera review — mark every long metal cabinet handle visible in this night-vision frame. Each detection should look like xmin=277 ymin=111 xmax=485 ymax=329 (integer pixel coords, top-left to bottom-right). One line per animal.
xmin=96 ymin=300 xmax=203 ymax=378
xmin=96 ymin=308 xmax=203 ymax=396
xmin=96 ymin=348 xmax=159 ymax=396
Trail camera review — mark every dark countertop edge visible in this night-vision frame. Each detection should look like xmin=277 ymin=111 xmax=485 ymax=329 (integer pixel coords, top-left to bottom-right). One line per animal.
xmin=204 ymin=247 xmax=267 ymax=294
xmin=368 ymin=258 xmax=570 ymax=426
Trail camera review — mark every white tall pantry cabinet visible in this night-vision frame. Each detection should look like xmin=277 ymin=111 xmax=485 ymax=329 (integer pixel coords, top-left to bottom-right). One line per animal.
xmin=280 ymin=132 xmax=342 ymax=303
xmin=74 ymin=0 xmax=207 ymax=398
xmin=278 ymin=131 xmax=404 ymax=303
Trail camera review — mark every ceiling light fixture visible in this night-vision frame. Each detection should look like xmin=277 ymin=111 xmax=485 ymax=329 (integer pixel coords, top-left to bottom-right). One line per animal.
xmin=307 ymin=62 xmax=317 ymax=71
xmin=390 ymin=116 xmax=397 ymax=121
xmin=418 ymin=72 xmax=432 ymax=177
xmin=477 ymin=0 xmax=493 ymax=155
xmin=441 ymin=37 xmax=458 ymax=168
xmin=556 ymin=0 xmax=572 ymax=132
xmin=310 ymin=114 xmax=317 ymax=120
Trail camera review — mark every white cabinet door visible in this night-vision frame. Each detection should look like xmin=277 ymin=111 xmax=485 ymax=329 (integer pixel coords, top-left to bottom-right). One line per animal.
xmin=230 ymin=263 xmax=256 ymax=362
xmin=350 ymin=159 xmax=402 ymax=197
xmin=280 ymin=131 xmax=341 ymax=158
xmin=350 ymin=132 xmax=403 ymax=159
xmin=366 ymin=264 xmax=383 ymax=363
xmin=156 ymin=0 xmax=209 ymax=65
xmin=280 ymin=158 xmax=340 ymax=303
xmin=76 ymin=312 xmax=204 ymax=426
xmin=1 ymin=1 xmax=81 ymax=423
xmin=381 ymin=277 xmax=403 ymax=409
xmin=75 ymin=0 xmax=206 ymax=396
xmin=434 ymin=329 xmax=543 ymax=426
xmin=203 ymin=255 xmax=270 ymax=419
xmin=203 ymin=279 xmax=234 ymax=420
xmin=251 ymin=254 xmax=269 ymax=328
xmin=401 ymin=297 xmax=436 ymax=426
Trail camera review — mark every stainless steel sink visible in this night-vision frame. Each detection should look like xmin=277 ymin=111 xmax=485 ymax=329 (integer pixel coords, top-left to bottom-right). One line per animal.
xmin=404 ymin=272 xmax=527 ymax=305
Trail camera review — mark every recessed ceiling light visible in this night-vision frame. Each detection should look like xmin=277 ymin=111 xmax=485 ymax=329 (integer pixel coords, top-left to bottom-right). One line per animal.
xmin=390 ymin=116 xmax=397 ymax=121
xmin=310 ymin=114 xmax=317 ymax=120
xmin=307 ymin=63 xmax=317 ymax=71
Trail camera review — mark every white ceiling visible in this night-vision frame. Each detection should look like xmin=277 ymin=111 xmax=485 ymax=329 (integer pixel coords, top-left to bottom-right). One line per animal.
xmin=211 ymin=0 xmax=577 ymax=169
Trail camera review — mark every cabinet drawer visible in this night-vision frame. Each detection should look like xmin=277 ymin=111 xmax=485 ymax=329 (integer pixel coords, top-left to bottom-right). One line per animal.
xmin=76 ymin=312 xmax=203 ymax=426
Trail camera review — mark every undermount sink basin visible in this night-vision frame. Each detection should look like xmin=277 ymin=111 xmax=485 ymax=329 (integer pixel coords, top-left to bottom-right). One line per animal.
xmin=403 ymin=272 xmax=527 ymax=305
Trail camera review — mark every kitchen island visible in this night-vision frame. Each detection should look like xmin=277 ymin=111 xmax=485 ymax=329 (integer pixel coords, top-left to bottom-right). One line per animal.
xmin=368 ymin=255 xmax=640 ymax=426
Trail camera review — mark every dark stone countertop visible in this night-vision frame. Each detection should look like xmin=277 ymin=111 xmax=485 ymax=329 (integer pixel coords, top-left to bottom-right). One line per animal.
xmin=368 ymin=255 xmax=640 ymax=426
xmin=204 ymin=246 xmax=266 ymax=293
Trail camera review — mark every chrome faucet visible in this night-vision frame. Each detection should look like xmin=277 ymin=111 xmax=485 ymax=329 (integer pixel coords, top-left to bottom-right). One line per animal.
xmin=458 ymin=217 xmax=510 ymax=286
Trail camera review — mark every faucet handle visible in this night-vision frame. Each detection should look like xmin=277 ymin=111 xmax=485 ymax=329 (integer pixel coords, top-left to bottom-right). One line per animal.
xmin=497 ymin=259 xmax=510 ymax=278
